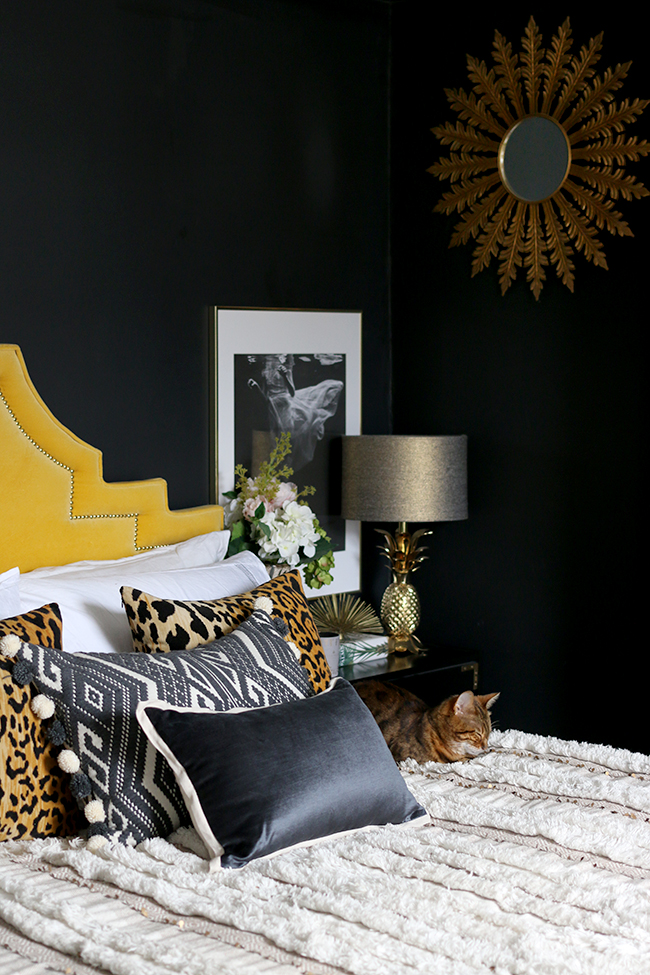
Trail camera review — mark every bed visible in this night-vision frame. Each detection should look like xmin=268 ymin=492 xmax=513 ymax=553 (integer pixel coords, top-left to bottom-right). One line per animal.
xmin=2 ymin=342 xmax=650 ymax=975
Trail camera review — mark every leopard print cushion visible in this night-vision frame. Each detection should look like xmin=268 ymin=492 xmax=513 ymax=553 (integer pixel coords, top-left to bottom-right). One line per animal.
xmin=0 ymin=606 xmax=82 ymax=840
xmin=0 ymin=603 xmax=63 ymax=649
xmin=121 ymin=570 xmax=332 ymax=693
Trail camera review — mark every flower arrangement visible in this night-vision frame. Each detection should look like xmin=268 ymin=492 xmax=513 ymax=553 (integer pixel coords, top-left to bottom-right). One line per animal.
xmin=223 ymin=433 xmax=335 ymax=590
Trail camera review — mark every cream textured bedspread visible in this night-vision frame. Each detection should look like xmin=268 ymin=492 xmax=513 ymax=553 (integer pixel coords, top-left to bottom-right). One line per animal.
xmin=1 ymin=728 xmax=650 ymax=975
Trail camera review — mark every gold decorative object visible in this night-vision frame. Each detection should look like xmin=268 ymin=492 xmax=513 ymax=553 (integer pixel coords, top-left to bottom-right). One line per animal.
xmin=429 ymin=17 xmax=649 ymax=298
xmin=309 ymin=593 xmax=384 ymax=639
xmin=376 ymin=524 xmax=432 ymax=655
xmin=340 ymin=436 xmax=468 ymax=656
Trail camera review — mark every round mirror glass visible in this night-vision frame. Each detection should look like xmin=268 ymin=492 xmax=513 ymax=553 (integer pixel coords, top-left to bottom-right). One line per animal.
xmin=498 ymin=116 xmax=571 ymax=203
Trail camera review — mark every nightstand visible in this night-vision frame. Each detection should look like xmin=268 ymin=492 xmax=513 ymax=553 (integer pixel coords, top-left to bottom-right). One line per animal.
xmin=340 ymin=646 xmax=479 ymax=707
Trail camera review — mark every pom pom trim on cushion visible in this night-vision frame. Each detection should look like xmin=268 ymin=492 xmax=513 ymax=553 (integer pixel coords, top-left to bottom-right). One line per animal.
xmin=84 ymin=799 xmax=106 ymax=823
xmin=87 ymin=834 xmax=109 ymax=852
xmin=70 ymin=772 xmax=93 ymax=800
xmin=87 ymin=821 xmax=111 ymax=840
xmin=12 ymin=659 xmax=35 ymax=686
xmin=253 ymin=596 xmax=274 ymax=615
xmin=47 ymin=720 xmax=67 ymax=747
xmin=0 ymin=633 xmax=22 ymax=658
xmin=88 ymin=821 xmax=113 ymax=853
xmin=9 ymin=646 xmax=111 ymax=849
xmin=272 ymin=617 xmax=290 ymax=637
xmin=58 ymin=749 xmax=81 ymax=775
xmin=31 ymin=694 xmax=56 ymax=720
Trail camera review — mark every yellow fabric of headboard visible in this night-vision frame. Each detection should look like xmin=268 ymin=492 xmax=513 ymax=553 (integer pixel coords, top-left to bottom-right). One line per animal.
xmin=0 ymin=345 xmax=223 ymax=573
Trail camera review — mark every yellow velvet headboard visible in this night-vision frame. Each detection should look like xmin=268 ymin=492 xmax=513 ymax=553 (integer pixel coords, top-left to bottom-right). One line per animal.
xmin=0 ymin=344 xmax=223 ymax=573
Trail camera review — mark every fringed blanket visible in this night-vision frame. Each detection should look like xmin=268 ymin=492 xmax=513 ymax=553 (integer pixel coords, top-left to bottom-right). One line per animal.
xmin=2 ymin=729 xmax=650 ymax=975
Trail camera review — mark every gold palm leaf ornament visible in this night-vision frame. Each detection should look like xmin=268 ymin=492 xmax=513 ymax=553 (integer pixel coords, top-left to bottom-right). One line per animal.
xmin=429 ymin=18 xmax=649 ymax=298
xmin=309 ymin=593 xmax=384 ymax=639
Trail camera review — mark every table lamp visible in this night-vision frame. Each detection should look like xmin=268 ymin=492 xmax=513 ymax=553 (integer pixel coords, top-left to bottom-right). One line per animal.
xmin=341 ymin=435 xmax=467 ymax=655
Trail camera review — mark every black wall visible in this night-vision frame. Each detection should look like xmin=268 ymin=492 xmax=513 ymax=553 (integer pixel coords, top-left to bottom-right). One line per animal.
xmin=2 ymin=1 xmax=646 ymax=751
xmin=391 ymin=5 xmax=648 ymax=750
xmin=1 ymin=0 xmax=391 ymax=505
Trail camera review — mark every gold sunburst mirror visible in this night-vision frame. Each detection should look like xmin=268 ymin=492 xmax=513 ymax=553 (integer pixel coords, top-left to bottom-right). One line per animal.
xmin=429 ymin=17 xmax=649 ymax=298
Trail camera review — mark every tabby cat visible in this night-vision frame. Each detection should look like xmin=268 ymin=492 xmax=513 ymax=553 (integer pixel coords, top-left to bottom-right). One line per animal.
xmin=355 ymin=679 xmax=499 ymax=763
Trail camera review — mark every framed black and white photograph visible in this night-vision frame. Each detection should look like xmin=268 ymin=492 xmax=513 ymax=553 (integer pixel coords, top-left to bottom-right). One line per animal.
xmin=211 ymin=307 xmax=361 ymax=596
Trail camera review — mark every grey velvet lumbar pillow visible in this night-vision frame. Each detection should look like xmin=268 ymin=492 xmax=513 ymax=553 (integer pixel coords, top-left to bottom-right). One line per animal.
xmin=137 ymin=677 xmax=429 ymax=869
xmin=17 ymin=609 xmax=313 ymax=847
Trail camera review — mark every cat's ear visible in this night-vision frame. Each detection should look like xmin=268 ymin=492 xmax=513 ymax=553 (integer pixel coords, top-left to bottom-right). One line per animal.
xmin=453 ymin=690 xmax=476 ymax=715
xmin=478 ymin=692 xmax=500 ymax=710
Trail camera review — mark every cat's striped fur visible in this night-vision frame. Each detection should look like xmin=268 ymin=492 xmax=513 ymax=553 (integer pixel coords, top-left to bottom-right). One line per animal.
xmin=355 ymin=680 xmax=499 ymax=763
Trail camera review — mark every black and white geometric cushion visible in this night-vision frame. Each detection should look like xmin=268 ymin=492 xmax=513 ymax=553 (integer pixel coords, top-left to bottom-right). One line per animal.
xmin=20 ymin=610 xmax=313 ymax=846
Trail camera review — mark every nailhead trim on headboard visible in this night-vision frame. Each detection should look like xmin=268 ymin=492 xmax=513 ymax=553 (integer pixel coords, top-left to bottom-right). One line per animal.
xmin=0 ymin=384 xmax=160 ymax=552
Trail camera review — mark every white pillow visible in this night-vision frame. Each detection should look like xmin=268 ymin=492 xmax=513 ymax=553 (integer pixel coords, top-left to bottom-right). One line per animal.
xmin=20 ymin=529 xmax=231 ymax=582
xmin=18 ymin=550 xmax=270 ymax=656
xmin=0 ymin=567 xmax=21 ymax=620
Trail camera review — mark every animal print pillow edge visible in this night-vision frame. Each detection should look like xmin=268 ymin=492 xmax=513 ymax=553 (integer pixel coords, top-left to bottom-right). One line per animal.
xmin=121 ymin=569 xmax=332 ymax=693
xmin=0 ymin=604 xmax=81 ymax=841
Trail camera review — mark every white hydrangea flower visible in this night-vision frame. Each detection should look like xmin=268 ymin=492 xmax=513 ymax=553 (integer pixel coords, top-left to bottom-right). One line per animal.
xmin=282 ymin=501 xmax=320 ymax=555
xmin=246 ymin=497 xmax=320 ymax=567
xmin=252 ymin=510 xmax=280 ymax=560
xmin=257 ymin=509 xmax=278 ymax=530
xmin=272 ymin=522 xmax=302 ymax=566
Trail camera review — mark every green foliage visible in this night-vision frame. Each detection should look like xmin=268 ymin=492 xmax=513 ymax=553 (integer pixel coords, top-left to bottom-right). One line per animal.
xmin=226 ymin=518 xmax=249 ymax=556
xmin=234 ymin=432 xmax=315 ymax=503
xmin=303 ymin=548 xmax=335 ymax=590
xmin=303 ymin=522 xmax=335 ymax=588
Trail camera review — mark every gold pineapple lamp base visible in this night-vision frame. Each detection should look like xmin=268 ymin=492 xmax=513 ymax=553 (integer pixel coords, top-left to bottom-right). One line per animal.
xmin=376 ymin=522 xmax=431 ymax=655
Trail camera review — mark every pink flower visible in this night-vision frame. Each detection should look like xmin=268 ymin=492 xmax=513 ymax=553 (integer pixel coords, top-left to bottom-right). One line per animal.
xmin=242 ymin=496 xmax=271 ymax=521
xmin=269 ymin=481 xmax=298 ymax=510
